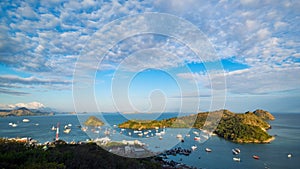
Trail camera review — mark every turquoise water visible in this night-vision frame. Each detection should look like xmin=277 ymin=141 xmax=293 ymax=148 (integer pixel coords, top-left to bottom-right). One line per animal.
xmin=0 ymin=113 xmax=299 ymax=169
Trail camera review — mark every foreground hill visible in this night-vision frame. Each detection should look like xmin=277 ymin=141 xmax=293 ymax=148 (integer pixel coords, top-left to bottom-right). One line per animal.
xmin=0 ymin=139 xmax=162 ymax=169
xmin=118 ymin=109 xmax=275 ymax=144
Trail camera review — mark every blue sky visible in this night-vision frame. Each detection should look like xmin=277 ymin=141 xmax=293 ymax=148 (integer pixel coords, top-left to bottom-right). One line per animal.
xmin=0 ymin=0 xmax=299 ymax=113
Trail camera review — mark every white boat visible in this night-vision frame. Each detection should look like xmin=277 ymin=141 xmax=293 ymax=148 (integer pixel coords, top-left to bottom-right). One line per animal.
xmin=138 ymin=133 xmax=143 ymax=137
xmin=288 ymin=153 xmax=292 ymax=158
xmin=51 ymin=126 xmax=57 ymax=131
xmin=144 ymin=131 xmax=149 ymax=135
xmin=22 ymin=119 xmax=30 ymax=122
xmin=193 ymin=131 xmax=199 ymax=135
xmin=186 ymin=134 xmax=190 ymax=137
xmin=133 ymin=130 xmax=139 ymax=133
xmin=191 ymin=145 xmax=197 ymax=150
xmin=128 ymin=132 xmax=131 ymax=136
xmin=8 ymin=122 xmax=13 ymax=126
xmin=205 ymin=148 xmax=212 ymax=152
xmin=156 ymin=132 xmax=162 ymax=136
xmin=232 ymin=148 xmax=240 ymax=155
xmin=12 ymin=123 xmax=18 ymax=127
xmin=159 ymin=136 xmax=163 ymax=140
xmin=63 ymin=128 xmax=71 ymax=134
xmin=176 ymin=134 xmax=183 ymax=138
xmin=233 ymin=157 xmax=241 ymax=162
xmin=68 ymin=123 xmax=72 ymax=127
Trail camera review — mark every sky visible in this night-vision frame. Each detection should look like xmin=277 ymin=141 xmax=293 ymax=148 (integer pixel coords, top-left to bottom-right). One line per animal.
xmin=0 ymin=0 xmax=299 ymax=113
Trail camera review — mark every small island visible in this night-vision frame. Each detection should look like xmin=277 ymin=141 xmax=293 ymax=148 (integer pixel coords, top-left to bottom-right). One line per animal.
xmin=84 ymin=116 xmax=104 ymax=126
xmin=118 ymin=109 xmax=275 ymax=144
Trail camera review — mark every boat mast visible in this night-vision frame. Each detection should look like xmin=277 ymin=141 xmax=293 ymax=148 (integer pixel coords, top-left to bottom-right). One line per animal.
xmin=56 ymin=122 xmax=59 ymax=141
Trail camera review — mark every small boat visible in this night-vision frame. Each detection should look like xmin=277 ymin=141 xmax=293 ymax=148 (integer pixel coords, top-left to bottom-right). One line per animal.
xmin=128 ymin=132 xmax=131 ymax=136
xmin=186 ymin=134 xmax=190 ymax=137
xmin=176 ymin=134 xmax=183 ymax=138
xmin=193 ymin=131 xmax=199 ymax=135
xmin=12 ymin=123 xmax=18 ymax=127
xmin=253 ymin=155 xmax=260 ymax=160
xmin=64 ymin=128 xmax=71 ymax=134
xmin=235 ymin=148 xmax=241 ymax=153
xmin=233 ymin=157 xmax=241 ymax=162
xmin=68 ymin=123 xmax=72 ymax=127
xmin=232 ymin=148 xmax=240 ymax=155
xmin=8 ymin=122 xmax=13 ymax=126
xmin=133 ymin=130 xmax=139 ymax=133
xmin=288 ymin=153 xmax=292 ymax=158
xmin=205 ymin=148 xmax=212 ymax=152
xmin=51 ymin=126 xmax=57 ymax=131
xmin=191 ymin=145 xmax=197 ymax=150
xmin=35 ymin=123 xmax=39 ymax=126
xmin=144 ymin=131 xmax=149 ymax=135
xmin=159 ymin=136 xmax=163 ymax=140
xmin=138 ymin=133 xmax=143 ymax=137
xmin=81 ymin=127 xmax=88 ymax=132
xmin=194 ymin=136 xmax=201 ymax=141
xmin=22 ymin=119 xmax=30 ymax=122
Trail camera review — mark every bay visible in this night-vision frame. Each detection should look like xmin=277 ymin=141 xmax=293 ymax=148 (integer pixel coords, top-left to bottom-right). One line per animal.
xmin=0 ymin=113 xmax=299 ymax=169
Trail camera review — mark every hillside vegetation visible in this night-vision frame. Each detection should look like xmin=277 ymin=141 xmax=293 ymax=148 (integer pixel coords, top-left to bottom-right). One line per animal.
xmin=119 ymin=109 xmax=275 ymax=143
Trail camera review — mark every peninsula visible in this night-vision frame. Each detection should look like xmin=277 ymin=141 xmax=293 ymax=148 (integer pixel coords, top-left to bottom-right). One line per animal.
xmin=118 ymin=109 xmax=275 ymax=144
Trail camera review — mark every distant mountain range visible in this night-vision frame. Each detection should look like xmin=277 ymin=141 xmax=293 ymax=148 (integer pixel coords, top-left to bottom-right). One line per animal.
xmin=0 ymin=107 xmax=54 ymax=117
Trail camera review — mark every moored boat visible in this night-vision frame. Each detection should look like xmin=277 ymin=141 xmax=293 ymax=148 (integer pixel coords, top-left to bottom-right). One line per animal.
xmin=22 ymin=119 xmax=30 ymax=122
xmin=205 ymin=148 xmax=212 ymax=152
xmin=233 ymin=157 xmax=241 ymax=162
xmin=232 ymin=148 xmax=240 ymax=155
xmin=191 ymin=145 xmax=197 ymax=150
xmin=63 ymin=128 xmax=71 ymax=134
xmin=194 ymin=136 xmax=200 ymax=141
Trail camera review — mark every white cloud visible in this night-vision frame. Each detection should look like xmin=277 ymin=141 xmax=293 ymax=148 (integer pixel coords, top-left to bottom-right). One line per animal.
xmin=0 ymin=101 xmax=45 ymax=110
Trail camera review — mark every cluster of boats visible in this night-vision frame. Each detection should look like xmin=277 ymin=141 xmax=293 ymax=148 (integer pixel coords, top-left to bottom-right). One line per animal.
xmin=8 ymin=118 xmax=36 ymax=127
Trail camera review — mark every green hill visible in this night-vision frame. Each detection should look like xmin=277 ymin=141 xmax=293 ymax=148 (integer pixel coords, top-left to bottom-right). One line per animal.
xmin=118 ymin=109 xmax=275 ymax=144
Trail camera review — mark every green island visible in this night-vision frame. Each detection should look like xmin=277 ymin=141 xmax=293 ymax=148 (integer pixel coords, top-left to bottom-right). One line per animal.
xmin=0 ymin=138 xmax=162 ymax=169
xmin=118 ymin=109 xmax=275 ymax=144
xmin=84 ymin=116 xmax=104 ymax=126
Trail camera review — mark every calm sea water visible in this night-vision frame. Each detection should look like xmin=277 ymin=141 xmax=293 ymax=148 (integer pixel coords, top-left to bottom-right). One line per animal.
xmin=0 ymin=113 xmax=299 ymax=169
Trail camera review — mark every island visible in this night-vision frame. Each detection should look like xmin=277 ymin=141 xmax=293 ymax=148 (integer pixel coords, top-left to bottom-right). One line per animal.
xmin=0 ymin=107 xmax=53 ymax=117
xmin=84 ymin=116 xmax=104 ymax=126
xmin=118 ymin=109 xmax=275 ymax=144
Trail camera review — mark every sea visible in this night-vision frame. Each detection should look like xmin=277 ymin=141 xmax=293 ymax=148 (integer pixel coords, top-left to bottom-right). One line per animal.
xmin=0 ymin=113 xmax=299 ymax=169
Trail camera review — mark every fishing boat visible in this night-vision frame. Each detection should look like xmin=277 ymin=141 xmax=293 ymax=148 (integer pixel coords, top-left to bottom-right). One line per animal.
xmin=252 ymin=155 xmax=260 ymax=160
xmin=233 ymin=157 xmax=241 ymax=162
xmin=22 ymin=119 xmax=30 ymax=122
xmin=205 ymin=148 xmax=212 ymax=152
